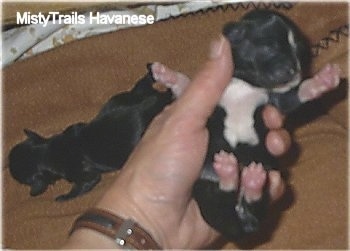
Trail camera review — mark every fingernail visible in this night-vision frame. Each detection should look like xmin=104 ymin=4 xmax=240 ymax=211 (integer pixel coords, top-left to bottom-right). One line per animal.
xmin=209 ymin=35 xmax=225 ymax=59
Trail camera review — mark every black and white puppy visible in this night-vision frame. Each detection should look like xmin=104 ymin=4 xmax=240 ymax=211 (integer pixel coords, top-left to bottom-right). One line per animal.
xmin=192 ymin=9 xmax=312 ymax=239
xmin=191 ymin=10 xmax=340 ymax=239
xmin=150 ymin=10 xmax=339 ymax=239
xmin=8 ymin=69 xmax=173 ymax=201
xmin=8 ymin=9 xmax=340 ymax=240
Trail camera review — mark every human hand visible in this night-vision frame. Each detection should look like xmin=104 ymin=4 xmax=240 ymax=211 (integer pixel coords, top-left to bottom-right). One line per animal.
xmin=65 ymin=36 xmax=290 ymax=249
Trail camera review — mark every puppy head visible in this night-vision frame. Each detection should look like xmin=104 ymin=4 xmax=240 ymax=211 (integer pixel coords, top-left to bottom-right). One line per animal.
xmin=8 ymin=129 xmax=52 ymax=196
xmin=223 ymin=10 xmax=310 ymax=91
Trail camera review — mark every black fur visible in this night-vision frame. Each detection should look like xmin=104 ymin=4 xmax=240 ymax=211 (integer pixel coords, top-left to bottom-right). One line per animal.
xmin=9 ymin=68 xmax=172 ymax=201
xmin=9 ymin=10 xmax=313 ymax=240
xmin=223 ymin=10 xmax=310 ymax=90
xmin=193 ymin=10 xmax=311 ymax=239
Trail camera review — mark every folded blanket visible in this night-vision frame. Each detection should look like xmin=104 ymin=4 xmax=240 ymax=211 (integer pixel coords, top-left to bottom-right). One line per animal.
xmin=3 ymin=2 xmax=348 ymax=249
xmin=3 ymin=2 xmax=229 ymax=66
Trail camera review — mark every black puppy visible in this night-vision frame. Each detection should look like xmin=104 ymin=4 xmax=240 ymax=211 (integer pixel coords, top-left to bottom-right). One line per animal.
xmin=9 ymin=9 xmax=340 ymax=240
xmin=8 ymin=69 xmax=173 ymax=201
xmin=150 ymin=10 xmax=340 ymax=239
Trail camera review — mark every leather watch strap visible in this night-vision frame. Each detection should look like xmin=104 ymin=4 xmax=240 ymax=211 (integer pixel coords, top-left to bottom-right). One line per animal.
xmin=70 ymin=208 xmax=161 ymax=250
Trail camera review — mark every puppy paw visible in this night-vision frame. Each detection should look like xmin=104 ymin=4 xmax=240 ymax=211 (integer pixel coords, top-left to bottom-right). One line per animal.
xmin=213 ymin=150 xmax=239 ymax=191
xmin=150 ymin=62 xmax=190 ymax=97
xmin=299 ymin=64 xmax=341 ymax=102
xmin=240 ymin=162 xmax=267 ymax=203
xmin=151 ymin=62 xmax=176 ymax=85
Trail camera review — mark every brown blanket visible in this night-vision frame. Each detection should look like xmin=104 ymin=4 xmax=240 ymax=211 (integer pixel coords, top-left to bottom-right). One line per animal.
xmin=3 ymin=2 xmax=348 ymax=249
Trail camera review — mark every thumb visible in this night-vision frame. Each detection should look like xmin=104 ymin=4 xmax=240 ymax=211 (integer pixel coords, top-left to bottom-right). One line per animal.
xmin=175 ymin=36 xmax=234 ymax=125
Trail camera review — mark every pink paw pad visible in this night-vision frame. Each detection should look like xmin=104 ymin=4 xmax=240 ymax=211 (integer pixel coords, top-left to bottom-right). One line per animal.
xmin=240 ymin=162 xmax=267 ymax=203
xmin=299 ymin=64 xmax=341 ymax=102
xmin=213 ymin=150 xmax=239 ymax=191
xmin=314 ymin=63 xmax=341 ymax=89
xmin=150 ymin=62 xmax=177 ymax=86
xmin=150 ymin=62 xmax=190 ymax=97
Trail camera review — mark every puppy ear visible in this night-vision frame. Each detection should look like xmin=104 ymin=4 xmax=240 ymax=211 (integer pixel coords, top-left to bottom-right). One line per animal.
xmin=23 ymin=129 xmax=45 ymax=143
xmin=222 ymin=22 xmax=246 ymax=45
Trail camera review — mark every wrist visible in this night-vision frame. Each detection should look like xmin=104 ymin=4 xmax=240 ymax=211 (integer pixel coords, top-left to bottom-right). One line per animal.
xmin=65 ymin=227 xmax=119 ymax=249
xmin=69 ymin=208 xmax=162 ymax=249
xmin=95 ymin=179 xmax=169 ymax=248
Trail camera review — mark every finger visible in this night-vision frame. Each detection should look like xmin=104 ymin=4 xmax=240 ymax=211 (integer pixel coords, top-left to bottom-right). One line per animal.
xmin=268 ymin=170 xmax=285 ymax=202
xmin=265 ymin=129 xmax=291 ymax=156
xmin=262 ymin=105 xmax=285 ymax=129
xmin=175 ymin=36 xmax=233 ymax=125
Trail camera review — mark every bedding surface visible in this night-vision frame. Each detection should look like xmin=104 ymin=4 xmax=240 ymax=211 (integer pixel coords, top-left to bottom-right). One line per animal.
xmin=3 ymin=2 xmax=348 ymax=249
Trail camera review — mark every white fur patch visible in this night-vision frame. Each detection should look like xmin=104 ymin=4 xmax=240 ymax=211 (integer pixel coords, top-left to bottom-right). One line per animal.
xmin=272 ymin=73 xmax=301 ymax=93
xmin=219 ymin=78 xmax=269 ymax=147
xmin=288 ymin=30 xmax=297 ymax=49
xmin=272 ymin=29 xmax=302 ymax=94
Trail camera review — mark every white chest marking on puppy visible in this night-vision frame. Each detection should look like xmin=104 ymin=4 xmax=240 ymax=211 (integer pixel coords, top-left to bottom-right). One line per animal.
xmin=219 ymin=78 xmax=269 ymax=147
